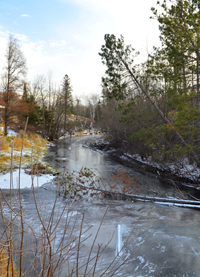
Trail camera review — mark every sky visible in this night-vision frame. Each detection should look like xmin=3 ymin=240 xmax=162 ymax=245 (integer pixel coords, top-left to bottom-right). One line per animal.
xmin=0 ymin=0 xmax=161 ymax=97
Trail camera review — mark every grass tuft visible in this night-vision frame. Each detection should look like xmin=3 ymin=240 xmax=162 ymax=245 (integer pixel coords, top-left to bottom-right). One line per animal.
xmin=13 ymin=137 xmax=31 ymax=150
xmin=0 ymin=249 xmax=18 ymax=277
xmin=0 ymin=138 xmax=10 ymax=151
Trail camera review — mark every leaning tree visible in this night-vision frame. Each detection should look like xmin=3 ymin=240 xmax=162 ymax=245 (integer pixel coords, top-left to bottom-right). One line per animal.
xmin=99 ymin=34 xmax=200 ymax=165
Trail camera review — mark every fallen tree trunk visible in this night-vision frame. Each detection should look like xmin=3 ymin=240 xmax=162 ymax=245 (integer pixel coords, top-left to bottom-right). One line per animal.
xmin=76 ymin=183 xmax=200 ymax=209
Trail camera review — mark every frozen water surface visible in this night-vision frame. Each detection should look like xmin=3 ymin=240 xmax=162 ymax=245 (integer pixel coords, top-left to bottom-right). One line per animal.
xmin=45 ymin=136 xmax=200 ymax=276
xmin=1 ymin=136 xmax=200 ymax=276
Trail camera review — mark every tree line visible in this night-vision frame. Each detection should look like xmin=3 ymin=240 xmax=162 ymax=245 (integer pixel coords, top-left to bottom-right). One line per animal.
xmin=0 ymin=34 xmax=101 ymax=140
xmin=3 ymin=0 xmax=198 ymax=168
xmin=98 ymin=0 xmax=200 ymax=166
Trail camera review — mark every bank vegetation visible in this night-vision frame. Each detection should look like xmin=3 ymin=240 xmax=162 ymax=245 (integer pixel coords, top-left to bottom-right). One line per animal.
xmin=97 ymin=0 xmax=200 ymax=182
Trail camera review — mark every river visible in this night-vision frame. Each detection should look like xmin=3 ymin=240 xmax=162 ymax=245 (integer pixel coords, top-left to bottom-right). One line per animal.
xmin=1 ymin=135 xmax=200 ymax=276
xmin=42 ymin=135 xmax=200 ymax=276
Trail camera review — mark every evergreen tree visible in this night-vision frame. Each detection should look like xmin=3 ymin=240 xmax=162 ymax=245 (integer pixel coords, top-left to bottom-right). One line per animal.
xmin=99 ymin=33 xmax=200 ymax=164
xmin=61 ymin=74 xmax=73 ymax=130
xmin=151 ymin=0 xmax=200 ymax=95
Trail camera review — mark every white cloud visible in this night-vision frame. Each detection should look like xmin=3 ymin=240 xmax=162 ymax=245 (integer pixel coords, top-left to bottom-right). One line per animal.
xmin=21 ymin=38 xmax=104 ymax=95
xmin=15 ymin=33 xmax=29 ymax=42
xmin=49 ymin=40 xmax=67 ymax=48
xmin=0 ymin=0 xmax=161 ymax=96
xmin=0 ymin=28 xmax=9 ymax=69
xmin=61 ymin=0 xmax=156 ymax=20
xmin=21 ymin=14 xmax=30 ymax=17
xmin=58 ymin=0 xmax=160 ymax=57
xmin=60 ymin=0 xmax=120 ymax=14
xmin=0 ymin=27 xmax=8 ymax=37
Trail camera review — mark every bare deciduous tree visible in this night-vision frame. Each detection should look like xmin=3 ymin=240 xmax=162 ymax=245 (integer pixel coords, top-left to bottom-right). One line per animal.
xmin=1 ymin=34 xmax=27 ymax=135
xmin=86 ymin=93 xmax=100 ymax=128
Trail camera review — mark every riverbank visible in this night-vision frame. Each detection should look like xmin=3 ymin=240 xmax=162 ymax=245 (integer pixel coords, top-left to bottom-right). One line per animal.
xmin=86 ymin=138 xmax=200 ymax=188
xmin=0 ymin=131 xmax=58 ymax=188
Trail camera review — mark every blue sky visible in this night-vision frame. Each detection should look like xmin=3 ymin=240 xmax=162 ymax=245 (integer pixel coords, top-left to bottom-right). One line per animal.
xmin=0 ymin=0 xmax=161 ymax=97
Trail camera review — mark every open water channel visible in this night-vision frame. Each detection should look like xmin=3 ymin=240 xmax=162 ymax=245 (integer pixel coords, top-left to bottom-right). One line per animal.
xmin=2 ymin=135 xmax=200 ymax=276
xmin=42 ymin=135 xmax=200 ymax=276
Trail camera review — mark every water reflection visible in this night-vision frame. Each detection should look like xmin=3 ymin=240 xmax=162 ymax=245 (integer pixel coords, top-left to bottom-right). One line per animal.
xmin=46 ymin=136 xmax=107 ymax=174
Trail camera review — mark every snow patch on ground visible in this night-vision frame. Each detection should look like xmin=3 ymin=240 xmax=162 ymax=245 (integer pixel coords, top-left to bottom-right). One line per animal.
xmin=0 ymin=127 xmax=19 ymax=136
xmin=47 ymin=142 xmax=55 ymax=147
xmin=7 ymin=128 xmax=18 ymax=136
xmin=0 ymin=169 xmax=54 ymax=189
xmin=1 ymin=148 xmax=34 ymax=157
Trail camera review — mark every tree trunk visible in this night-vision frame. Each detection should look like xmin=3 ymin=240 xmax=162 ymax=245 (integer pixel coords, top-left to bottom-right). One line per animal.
xmin=64 ymin=94 xmax=67 ymax=131
xmin=197 ymin=54 xmax=199 ymax=94
xmin=74 ymin=183 xmax=200 ymax=209
xmin=4 ymin=106 xmax=8 ymax=136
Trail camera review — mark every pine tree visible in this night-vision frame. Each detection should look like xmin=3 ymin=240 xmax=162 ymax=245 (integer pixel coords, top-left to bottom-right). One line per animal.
xmin=99 ymin=33 xmax=200 ymax=165
xmin=151 ymin=0 xmax=200 ymax=95
xmin=61 ymin=74 xmax=73 ymax=130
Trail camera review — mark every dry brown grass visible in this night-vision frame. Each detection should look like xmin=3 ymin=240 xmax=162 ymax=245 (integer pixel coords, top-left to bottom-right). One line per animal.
xmin=76 ymin=131 xmax=84 ymax=136
xmin=34 ymin=140 xmax=45 ymax=148
xmin=13 ymin=137 xmax=31 ymax=151
xmin=0 ymin=131 xmax=49 ymax=172
xmin=25 ymin=132 xmax=49 ymax=149
xmin=0 ymin=130 xmax=48 ymax=152
xmin=0 ymin=156 xmax=10 ymax=163
xmin=26 ymin=131 xmax=41 ymax=141
xmin=0 ymin=138 xmax=10 ymax=151
xmin=0 ymin=249 xmax=18 ymax=277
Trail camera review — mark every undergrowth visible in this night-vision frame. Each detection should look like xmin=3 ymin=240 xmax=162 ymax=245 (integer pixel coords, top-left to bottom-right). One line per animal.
xmin=0 ymin=130 xmax=54 ymax=174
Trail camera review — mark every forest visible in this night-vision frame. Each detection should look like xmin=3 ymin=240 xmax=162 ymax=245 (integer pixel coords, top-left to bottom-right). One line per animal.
xmin=98 ymin=0 xmax=200 ymax=172
xmin=1 ymin=0 xmax=200 ymax=171
xmin=0 ymin=35 xmax=101 ymax=141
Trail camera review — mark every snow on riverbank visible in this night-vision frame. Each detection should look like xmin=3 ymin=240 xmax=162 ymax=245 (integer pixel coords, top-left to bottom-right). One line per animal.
xmin=88 ymin=138 xmax=200 ymax=182
xmin=0 ymin=169 xmax=54 ymax=189
xmin=122 ymin=153 xmax=200 ymax=181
